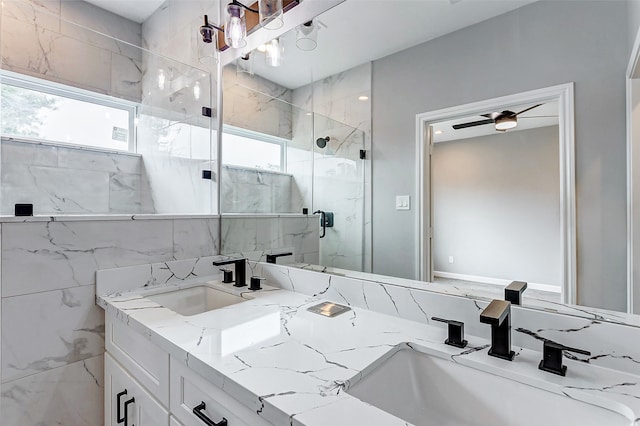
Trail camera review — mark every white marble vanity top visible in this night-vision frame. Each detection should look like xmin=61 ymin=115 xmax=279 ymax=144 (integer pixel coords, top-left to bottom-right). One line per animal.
xmin=98 ymin=279 xmax=640 ymax=426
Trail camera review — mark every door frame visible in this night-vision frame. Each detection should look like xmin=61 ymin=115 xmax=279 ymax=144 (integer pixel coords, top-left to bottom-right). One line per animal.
xmin=626 ymin=26 xmax=640 ymax=314
xmin=415 ymin=83 xmax=576 ymax=304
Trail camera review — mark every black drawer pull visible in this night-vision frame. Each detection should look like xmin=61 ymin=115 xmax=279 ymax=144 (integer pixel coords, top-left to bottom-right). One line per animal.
xmin=116 ymin=390 xmax=128 ymax=423
xmin=193 ymin=401 xmax=228 ymax=426
xmin=123 ymin=396 xmax=135 ymax=426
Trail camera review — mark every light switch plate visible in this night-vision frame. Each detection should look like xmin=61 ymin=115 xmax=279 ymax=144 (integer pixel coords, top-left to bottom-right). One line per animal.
xmin=396 ymin=195 xmax=411 ymax=210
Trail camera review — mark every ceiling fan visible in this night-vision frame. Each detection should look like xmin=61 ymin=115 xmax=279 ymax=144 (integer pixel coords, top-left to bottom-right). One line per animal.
xmin=452 ymin=103 xmax=546 ymax=132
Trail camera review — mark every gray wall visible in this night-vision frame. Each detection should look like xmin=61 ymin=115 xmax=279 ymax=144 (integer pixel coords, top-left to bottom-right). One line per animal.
xmin=432 ymin=126 xmax=560 ymax=287
xmin=372 ymin=1 xmax=628 ymax=310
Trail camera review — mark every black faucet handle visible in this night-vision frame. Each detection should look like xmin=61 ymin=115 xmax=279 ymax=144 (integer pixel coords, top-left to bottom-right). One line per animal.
xmin=219 ymin=268 xmax=233 ymax=283
xmin=538 ymin=340 xmax=591 ymax=376
xmin=431 ymin=317 xmax=468 ymax=348
xmin=266 ymin=252 xmax=293 ymax=264
xmin=505 ymin=281 xmax=528 ymax=305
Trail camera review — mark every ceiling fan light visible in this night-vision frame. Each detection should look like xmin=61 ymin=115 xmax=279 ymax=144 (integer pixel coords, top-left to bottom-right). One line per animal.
xmin=495 ymin=116 xmax=517 ymax=131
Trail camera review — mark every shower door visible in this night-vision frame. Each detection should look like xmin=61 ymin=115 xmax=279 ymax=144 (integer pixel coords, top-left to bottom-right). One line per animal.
xmin=312 ymin=114 xmax=366 ymax=271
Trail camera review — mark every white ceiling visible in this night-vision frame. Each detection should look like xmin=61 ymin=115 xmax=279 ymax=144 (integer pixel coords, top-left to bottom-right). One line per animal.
xmin=246 ymin=0 xmax=538 ymax=89
xmin=83 ymin=0 xmax=165 ymax=23
xmin=431 ymin=100 xmax=559 ymax=143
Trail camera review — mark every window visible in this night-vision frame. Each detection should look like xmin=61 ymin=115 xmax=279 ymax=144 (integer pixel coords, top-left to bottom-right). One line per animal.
xmin=0 ymin=71 xmax=136 ymax=151
xmin=222 ymin=126 xmax=286 ymax=172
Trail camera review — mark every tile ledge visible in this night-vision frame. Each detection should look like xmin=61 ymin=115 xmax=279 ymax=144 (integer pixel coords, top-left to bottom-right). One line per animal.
xmin=0 ymin=214 xmax=221 ymax=223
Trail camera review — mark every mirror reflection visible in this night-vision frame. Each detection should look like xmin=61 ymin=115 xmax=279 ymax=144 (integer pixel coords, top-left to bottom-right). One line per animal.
xmin=220 ymin=0 xmax=635 ymax=319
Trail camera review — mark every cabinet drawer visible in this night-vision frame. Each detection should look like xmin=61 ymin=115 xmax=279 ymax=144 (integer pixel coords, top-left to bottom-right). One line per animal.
xmin=170 ymin=356 xmax=272 ymax=426
xmin=106 ymin=314 xmax=169 ymax=406
xmin=105 ymin=353 xmax=169 ymax=426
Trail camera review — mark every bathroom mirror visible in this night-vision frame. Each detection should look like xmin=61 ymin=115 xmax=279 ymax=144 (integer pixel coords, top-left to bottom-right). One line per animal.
xmin=219 ymin=0 xmax=637 ymax=323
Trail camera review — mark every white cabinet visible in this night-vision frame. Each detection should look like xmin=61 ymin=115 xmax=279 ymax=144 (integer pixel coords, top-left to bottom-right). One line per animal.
xmin=105 ymin=353 xmax=169 ymax=426
xmin=105 ymin=313 xmax=273 ymax=426
xmin=170 ymin=356 xmax=272 ymax=426
xmin=170 ymin=415 xmax=185 ymax=426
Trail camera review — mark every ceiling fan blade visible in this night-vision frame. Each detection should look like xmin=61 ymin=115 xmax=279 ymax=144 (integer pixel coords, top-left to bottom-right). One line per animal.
xmin=452 ymin=119 xmax=494 ymax=130
xmin=518 ymin=115 xmax=556 ymax=119
xmin=515 ymin=103 xmax=543 ymax=116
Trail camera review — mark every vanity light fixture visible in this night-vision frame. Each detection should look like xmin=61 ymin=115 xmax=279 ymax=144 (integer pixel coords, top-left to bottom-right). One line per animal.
xmin=494 ymin=115 xmax=518 ymax=131
xmin=259 ymin=0 xmax=284 ymax=30
xmin=200 ymin=1 xmax=296 ymax=53
xmin=296 ymin=20 xmax=318 ymax=51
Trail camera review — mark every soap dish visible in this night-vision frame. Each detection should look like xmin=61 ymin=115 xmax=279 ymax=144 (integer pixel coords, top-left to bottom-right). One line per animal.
xmin=307 ymin=302 xmax=351 ymax=318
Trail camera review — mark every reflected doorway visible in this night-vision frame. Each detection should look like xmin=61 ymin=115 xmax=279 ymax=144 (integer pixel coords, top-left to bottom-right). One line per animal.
xmin=416 ymin=85 xmax=576 ymax=304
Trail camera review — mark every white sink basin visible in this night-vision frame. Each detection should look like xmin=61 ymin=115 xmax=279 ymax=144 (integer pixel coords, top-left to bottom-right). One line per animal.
xmin=347 ymin=347 xmax=630 ymax=426
xmin=145 ymin=286 xmax=248 ymax=316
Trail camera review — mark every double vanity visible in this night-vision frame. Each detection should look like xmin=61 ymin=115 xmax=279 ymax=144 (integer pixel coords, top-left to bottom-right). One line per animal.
xmin=97 ymin=255 xmax=640 ymax=426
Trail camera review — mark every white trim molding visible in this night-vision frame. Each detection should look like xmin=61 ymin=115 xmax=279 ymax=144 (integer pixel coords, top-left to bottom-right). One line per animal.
xmin=416 ymin=83 xmax=576 ymax=305
xmin=626 ymin=26 xmax=640 ymax=315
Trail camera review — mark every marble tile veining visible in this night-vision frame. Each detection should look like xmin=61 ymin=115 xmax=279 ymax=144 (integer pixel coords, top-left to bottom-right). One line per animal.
xmin=1 ymin=285 xmax=104 ymax=382
xmin=1 ymin=355 xmax=104 ymax=425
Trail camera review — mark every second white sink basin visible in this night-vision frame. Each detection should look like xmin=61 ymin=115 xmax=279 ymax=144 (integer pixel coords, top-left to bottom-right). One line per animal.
xmin=347 ymin=346 xmax=630 ymax=426
xmin=145 ymin=285 xmax=248 ymax=316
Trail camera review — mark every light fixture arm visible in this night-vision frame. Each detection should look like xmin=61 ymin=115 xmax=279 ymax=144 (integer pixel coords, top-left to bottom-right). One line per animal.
xmin=200 ymin=15 xmax=224 ymax=41
xmin=229 ymin=0 xmax=259 ymax=14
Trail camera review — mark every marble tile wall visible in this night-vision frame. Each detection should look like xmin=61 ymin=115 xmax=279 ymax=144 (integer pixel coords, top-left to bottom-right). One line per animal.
xmin=0 ymin=217 xmax=219 ymax=425
xmin=222 ymin=166 xmax=296 ymax=213
xmin=1 ymin=0 xmax=143 ymax=102
xmin=1 ymin=139 xmax=154 ymax=214
xmin=221 ymin=216 xmax=319 ymax=264
xmin=223 ymin=65 xmax=294 ymax=140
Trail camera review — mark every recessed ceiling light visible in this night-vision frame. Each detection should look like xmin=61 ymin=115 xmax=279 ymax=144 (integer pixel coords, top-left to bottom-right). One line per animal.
xmin=434 ymin=130 xmax=444 ymax=135
xmin=358 ymin=95 xmax=369 ymax=101
xmin=257 ymin=44 xmax=268 ymax=53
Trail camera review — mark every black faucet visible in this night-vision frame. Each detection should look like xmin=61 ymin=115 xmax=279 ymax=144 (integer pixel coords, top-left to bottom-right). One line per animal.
xmin=431 ymin=317 xmax=467 ymax=348
xmin=480 ymin=299 xmax=515 ymax=361
xmin=266 ymin=252 xmax=293 ymax=264
xmin=505 ymin=281 xmax=527 ymax=305
xmin=538 ymin=340 xmax=591 ymax=376
xmin=212 ymin=258 xmax=246 ymax=287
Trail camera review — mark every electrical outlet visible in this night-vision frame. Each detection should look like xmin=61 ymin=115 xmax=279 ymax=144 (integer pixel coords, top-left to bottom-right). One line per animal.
xmin=448 ymin=256 xmax=454 ymax=264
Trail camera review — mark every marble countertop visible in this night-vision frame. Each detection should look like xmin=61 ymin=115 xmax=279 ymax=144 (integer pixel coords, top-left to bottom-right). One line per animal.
xmin=98 ymin=279 xmax=640 ymax=426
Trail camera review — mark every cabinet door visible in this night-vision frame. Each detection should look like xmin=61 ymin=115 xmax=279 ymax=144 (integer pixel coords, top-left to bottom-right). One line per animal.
xmin=170 ymin=356 xmax=273 ymax=426
xmin=106 ymin=315 xmax=170 ymax=405
xmin=170 ymin=415 xmax=184 ymax=426
xmin=105 ymin=353 xmax=170 ymax=426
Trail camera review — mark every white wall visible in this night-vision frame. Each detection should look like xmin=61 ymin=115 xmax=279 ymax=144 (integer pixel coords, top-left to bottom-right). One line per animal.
xmin=432 ymin=126 xmax=561 ymax=287
xmin=372 ymin=1 xmax=628 ymax=311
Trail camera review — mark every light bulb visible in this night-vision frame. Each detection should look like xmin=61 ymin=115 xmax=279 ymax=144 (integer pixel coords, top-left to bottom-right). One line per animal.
xmin=158 ymin=69 xmax=166 ymax=90
xmin=193 ymin=82 xmax=201 ymax=100
xmin=225 ymin=4 xmax=246 ymax=48
xmin=266 ymin=38 xmax=282 ymax=67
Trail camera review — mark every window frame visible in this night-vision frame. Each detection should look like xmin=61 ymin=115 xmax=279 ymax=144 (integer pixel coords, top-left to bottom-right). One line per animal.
xmin=0 ymin=70 xmax=138 ymax=152
xmin=222 ymin=124 xmax=288 ymax=173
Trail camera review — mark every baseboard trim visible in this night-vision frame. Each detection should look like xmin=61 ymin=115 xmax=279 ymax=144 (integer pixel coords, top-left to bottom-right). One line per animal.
xmin=433 ymin=271 xmax=561 ymax=294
